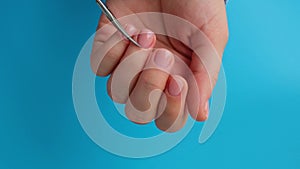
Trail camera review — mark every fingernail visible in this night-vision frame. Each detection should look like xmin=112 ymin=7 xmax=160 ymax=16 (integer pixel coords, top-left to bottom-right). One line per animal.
xmin=153 ymin=49 xmax=173 ymax=68
xmin=168 ymin=77 xmax=184 ymax=96
xmin=138 ymin=29 xmax=155 ymax=48
xmin=205 ymin=101 xmax=209 ymax=118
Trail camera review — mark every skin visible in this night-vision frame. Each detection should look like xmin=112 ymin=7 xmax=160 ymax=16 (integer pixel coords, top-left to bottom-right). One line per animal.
xmin=91 ymin=0 xmax=229 ymax=132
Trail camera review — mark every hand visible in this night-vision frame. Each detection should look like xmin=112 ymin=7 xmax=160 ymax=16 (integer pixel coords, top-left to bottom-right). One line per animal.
xmin=91 ymin=0 xmax=228 ymax=132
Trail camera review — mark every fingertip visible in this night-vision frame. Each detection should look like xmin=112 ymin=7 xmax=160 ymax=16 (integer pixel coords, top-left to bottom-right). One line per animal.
xmin=193 ymin=100 xmax=210 ymax=122
xmin=195 ymin=115 xmax=208 ymax=122
xmin=90 ymin=55 xmax=108 ymax=77
xmin=155 ymin=76 xmax=188 ymax=133
xmin=205 ymin=100 xmax=210 ymax=119
xmin=137 ymin=29 xmax=156 ymax=49
xmin=147 ymin=48 xmax=174 ymax=71
xmin=167 ymin=76 xmax=185 ymax=97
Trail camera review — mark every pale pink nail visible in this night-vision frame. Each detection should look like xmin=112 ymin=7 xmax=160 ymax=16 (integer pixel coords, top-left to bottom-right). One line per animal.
xmin=205 ymin=101 xmax=210 ymax=118
xmin=137 ymin=29 xmax=155 ymax=48
xmin=168 ymin=77 xmax=184 ymax=96
xmin=153 ymin=49 xmax=173 ymax=68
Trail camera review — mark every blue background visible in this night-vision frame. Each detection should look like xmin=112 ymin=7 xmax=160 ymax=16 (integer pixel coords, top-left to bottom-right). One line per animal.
xmin=1 ymin=0 xmax=300 ymax=168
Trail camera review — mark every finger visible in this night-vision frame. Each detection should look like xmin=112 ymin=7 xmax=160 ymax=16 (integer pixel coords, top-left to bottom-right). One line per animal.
xmin=188 ymin=7 xmax=228 ymax=121
xmin=125 ymin=49 xmax=174 ymax=124
xmin=107 ymin=29 xmax=157 ymax=103
xmin=90 ymin=12 xmax=117 ymax=75
xmin=188 ymin=47 xmax=221 ymax=121
xmin=107 ymin=50 xmax=149 ymax=104
xmin=155 ymin=75 xmax=188 ymax=132
xmin=121 ymin=28 xmax=157 ymax=61
xmin=91 ymin=24 xmax=138 ymax=76
xmin=191 ymin=68 xmax=211 ymax=121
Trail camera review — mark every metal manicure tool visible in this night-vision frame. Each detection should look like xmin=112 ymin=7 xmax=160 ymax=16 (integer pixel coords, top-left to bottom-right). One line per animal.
xmin=96 ymin=0 xmax=141 ymax=47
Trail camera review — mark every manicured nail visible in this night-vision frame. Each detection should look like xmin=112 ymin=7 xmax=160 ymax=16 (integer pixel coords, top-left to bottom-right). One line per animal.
xmin=153 ymin=49 xmax=173 ymax=68
xmin=204 ymin=101 xmax=209 ymax=118
xmin=138 ymin=29 xmax=155 ymax=48
xmin=168 ymin=77 xmax=184 ymax=96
